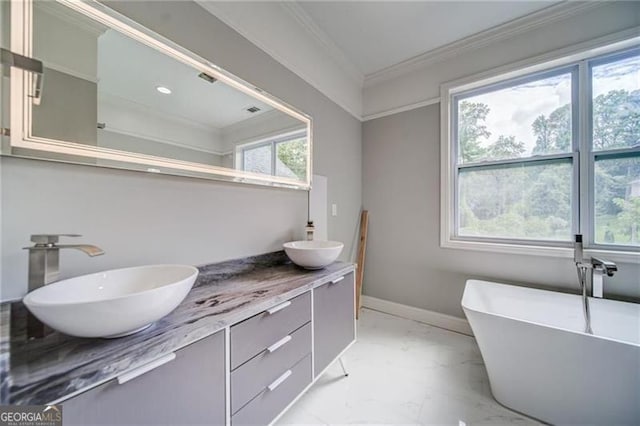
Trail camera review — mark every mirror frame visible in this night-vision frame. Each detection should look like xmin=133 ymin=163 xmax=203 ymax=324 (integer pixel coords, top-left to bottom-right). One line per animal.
xmin=8 ymin=0 xmax=313 ymax=190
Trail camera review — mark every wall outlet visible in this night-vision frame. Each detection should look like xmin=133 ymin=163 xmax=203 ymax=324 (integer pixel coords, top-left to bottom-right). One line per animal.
xmin=331 ymin=204 xmax=338 ymax=217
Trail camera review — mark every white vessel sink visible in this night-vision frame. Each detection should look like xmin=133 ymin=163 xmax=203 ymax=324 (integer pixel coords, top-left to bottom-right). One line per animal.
xmin=283 ymin=240 xmax=344 ymax=270
xmin=23 ymin=265 xmax=198 ymax=338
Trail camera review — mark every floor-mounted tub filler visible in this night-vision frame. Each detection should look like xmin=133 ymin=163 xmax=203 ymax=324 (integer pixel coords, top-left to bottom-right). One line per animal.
xmin=462 ymin=279 xmax=640 ymax=425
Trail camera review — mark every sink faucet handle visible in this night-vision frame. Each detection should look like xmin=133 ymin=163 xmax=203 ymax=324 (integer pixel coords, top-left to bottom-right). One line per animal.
xmin=591 ymin=257 xmax=617 ymax=277
xmin=30 ymin=234 xmax=82 ymax=244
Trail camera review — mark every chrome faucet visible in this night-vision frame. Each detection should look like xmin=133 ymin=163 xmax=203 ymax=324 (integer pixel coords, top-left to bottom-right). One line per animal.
xmin=590 ymin=257 xmax=617 ymax=299
xmin=24 ymin=234 xmax=104 ymax=291
xmin=591 ymin=257 xmax=617 ymax=277
xmin=573 ymin=234 xmax=618 ymax=333
xmin=574 ymin=234 xmax=593 ymax=334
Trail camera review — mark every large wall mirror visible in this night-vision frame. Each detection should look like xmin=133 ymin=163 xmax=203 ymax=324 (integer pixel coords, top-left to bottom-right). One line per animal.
xmin=5 ymin=0 xmax=312 ymax=189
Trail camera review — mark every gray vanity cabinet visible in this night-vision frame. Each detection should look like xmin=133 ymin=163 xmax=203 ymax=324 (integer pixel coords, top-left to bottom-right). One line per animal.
xmin=313 ymin=272 xmax=356 ymax=376
xmin=62 ymin=330 xmax=226 ymax=425
xmin=57 ymin=269 xmax=355 ymax=426
xmin=230 ymin=292 xmax=313 ymax=425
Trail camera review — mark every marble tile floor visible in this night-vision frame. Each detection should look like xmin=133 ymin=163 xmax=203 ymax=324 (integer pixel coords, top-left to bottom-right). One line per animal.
xmin=277 ymin=308 xmax=541 ymax=426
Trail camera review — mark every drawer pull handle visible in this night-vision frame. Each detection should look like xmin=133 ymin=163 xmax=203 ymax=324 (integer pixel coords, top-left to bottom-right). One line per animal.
xmin=266 ymin=300 xmax=291 ymax=315
xmin=117 ymin=353 xmax=176 ymax=385
xmin=267 ymin=369 xmax=292 ymax=391
xmin=331 ymin=276 xmax=345 ymax=284
xmin=267 ymin=335 xmax=292 ymax=353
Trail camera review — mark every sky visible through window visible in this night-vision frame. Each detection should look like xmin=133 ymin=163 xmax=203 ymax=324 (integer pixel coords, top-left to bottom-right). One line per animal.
xmin=593 ymin=55 xmax=640 ymax=98
xmin=462 ymin=55 xmax=639 ymax=157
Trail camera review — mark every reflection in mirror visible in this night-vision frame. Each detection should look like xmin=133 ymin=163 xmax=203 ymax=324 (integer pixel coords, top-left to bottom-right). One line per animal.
xmin=17 ymin=1 xmax=310 ymax=187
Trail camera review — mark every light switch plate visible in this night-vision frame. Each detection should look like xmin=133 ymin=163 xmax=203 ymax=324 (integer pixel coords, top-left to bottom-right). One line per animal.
xmin=331 ymin=204 xmax=338 ymax=217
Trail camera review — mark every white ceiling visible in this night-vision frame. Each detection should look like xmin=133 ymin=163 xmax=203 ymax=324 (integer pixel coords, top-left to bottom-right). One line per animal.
xmin=199 ymin=1 xmax=581 ymax=119
xmin=296 ymin=1 xmax=560 ymax=76
xmin=97 ymin=29 xmax=276 ymax=130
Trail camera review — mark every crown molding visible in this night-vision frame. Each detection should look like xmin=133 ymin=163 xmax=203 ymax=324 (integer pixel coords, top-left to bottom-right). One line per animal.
xmin=98 ymin=91 xmax=232 ymax=153
xmin=195 ymin=0 xmax=363 ymax=121
xmin=221 ymin=108 xmax=305 ymax=150
xmin=362 ymin=97 xmax=440 ymax=122
xmin=364 ymin=1 xmax=607 ymax=88
xmin=364 ymin=27 xmax=639 ymax=122
xmin=100 ymin=126 xmax=227 ymax=156
xmin=36 ymin=1 xmax=109 ymax=37
xmin=221 ymin=108 xmax=300 ymax=136
xmin=226 ymin=125 xmax=306 ymax=152
xmin=195 ymin=0 xmax=612 ymax=122
xmin=44 ymin=62 xmax=98 ymax=84
xmin=278 ymin=3 xmax=364 ymax=86
xmin=99 ymin=91 xmax=223 ymax=134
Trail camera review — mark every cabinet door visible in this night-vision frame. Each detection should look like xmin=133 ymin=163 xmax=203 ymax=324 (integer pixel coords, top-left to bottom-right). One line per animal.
xmin=63 ymin=331 xmax=226 ymax=425
xmin=313 ymin=272 xmax=356 ymax=376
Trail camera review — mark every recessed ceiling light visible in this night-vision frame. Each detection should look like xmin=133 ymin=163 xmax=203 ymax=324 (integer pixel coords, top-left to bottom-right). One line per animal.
xmin=156 ymin=86 xmax=172 ymax=95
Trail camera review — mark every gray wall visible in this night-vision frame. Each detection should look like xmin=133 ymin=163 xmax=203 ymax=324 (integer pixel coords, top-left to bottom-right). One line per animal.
xmin=362 ymin=104 xmax=640 ymax=318
xmin=101 ymin=1 xmax=361 ymax=258
xmin=0 ymin=1 xmax=361 ymax=301
xmin=97 ymin=130 xmax=224 ymax=167
xmin=361 ymin=1 xmax=640 ymax=319
xmin=32 ymin=68 xmax=97 ymax=145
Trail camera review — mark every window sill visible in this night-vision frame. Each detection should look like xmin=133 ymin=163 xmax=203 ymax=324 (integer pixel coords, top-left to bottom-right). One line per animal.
xmin=441 ymin=238 xmax=640 ymax=264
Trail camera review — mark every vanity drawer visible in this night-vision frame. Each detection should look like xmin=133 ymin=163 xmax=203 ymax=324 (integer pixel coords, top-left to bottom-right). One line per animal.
xmin=231 ymin=291 xmax=311 ymax=369
xmin=232 ymin=354 xmax=312 ymax=426
xmin=62 ymin=331 xmax=226 ymax=425
xmin=231 ymin=322 xmax=311 ymax=414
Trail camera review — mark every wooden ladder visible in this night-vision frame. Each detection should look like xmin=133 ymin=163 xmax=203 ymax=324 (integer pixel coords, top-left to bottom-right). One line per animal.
xmin=355 ymin=210 xmax=369 ymax=319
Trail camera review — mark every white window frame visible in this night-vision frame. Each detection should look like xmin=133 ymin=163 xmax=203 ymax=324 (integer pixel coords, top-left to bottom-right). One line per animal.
xmin=440 ymin=35 xmax=640 ymax=262
xmin=237 ymin=130 xmax=307 ymax=178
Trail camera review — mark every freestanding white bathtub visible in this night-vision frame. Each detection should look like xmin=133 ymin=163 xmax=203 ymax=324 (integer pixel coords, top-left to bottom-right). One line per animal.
xmin=462 ymin=279 xmax=640 ymax=425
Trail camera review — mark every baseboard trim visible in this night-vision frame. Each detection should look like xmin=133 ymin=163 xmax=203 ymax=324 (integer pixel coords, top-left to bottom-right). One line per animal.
xmin=361 ymin=295 xmax=473 ymax=336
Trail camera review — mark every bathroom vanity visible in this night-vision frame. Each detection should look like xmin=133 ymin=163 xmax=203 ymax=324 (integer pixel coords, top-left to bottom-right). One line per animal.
xmin=0 ymin=1 xmax=354 ymax=421
xmin=0 ymin=252 xmax=356 ymax=425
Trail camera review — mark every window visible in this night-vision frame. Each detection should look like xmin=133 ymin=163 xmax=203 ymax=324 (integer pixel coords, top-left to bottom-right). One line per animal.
xmin=444 ymin=44 xmax=639 ymax=253
xmin=590 ymin=51 xmax=640 ymax=248
xmin=239 ymin=132 xmax=307 ymax=181
xmin=455 ymin=68 xmax=577 ymax=242
xmin=243 ymin=143 xmax=273 ymax=176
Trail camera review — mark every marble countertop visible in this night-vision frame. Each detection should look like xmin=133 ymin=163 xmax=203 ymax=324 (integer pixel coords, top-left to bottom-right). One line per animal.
xmin=0 ymin=251 xmax=355 ymax=405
